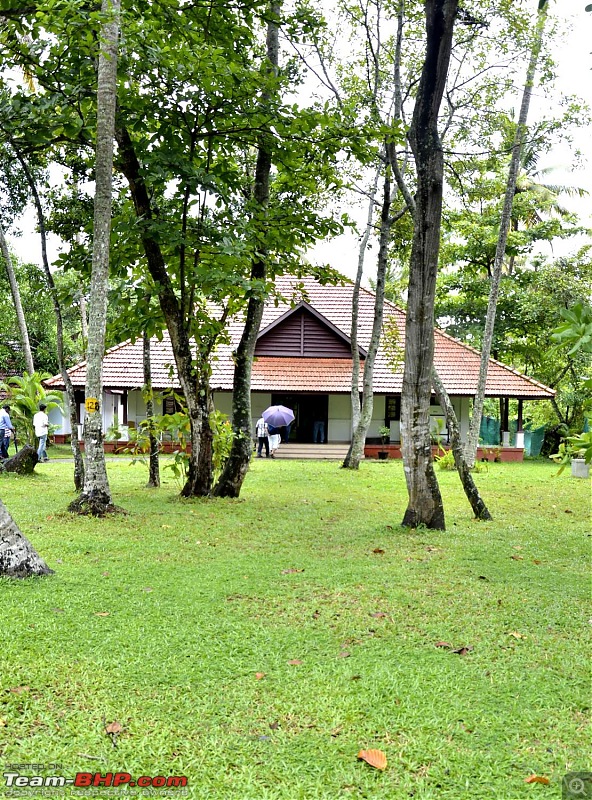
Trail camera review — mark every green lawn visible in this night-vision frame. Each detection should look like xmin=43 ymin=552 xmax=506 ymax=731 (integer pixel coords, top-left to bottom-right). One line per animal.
xmin=0 ymin=459 xmax=589 ymax=799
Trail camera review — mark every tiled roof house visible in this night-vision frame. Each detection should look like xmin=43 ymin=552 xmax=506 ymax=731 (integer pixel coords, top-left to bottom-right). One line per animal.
xmin=46 ymin=276 xmax=554 ymax=447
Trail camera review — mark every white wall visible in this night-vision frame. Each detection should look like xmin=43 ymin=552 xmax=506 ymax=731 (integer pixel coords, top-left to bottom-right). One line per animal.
xmin=328 ymin=394 xmax=351 ymax=442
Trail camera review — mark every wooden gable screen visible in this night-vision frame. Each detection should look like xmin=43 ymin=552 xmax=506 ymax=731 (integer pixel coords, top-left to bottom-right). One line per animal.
xmin=255 ymin=307 xmax=353 ymax=358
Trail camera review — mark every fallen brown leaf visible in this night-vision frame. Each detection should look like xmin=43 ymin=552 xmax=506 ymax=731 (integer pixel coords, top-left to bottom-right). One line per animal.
xmin=330 ymin=725 xmax=343 ymax=737
xmin=255 ymin=672 xmax=266 ymax=680
xmin=337 ymin=651 xmax=351 ymax=658
xmin=452 ymin=646 xmax=473 ymax=656
xmin=510 ymin=555 xmax=524 ymax=561
xmin=509 ymin=631 xmax=526 ymax=639
xmin=141 ymin=587 xmax=154 ymax=592
xmin=9 ymin=686 xmax=30 ymax=694
xmin=372 ymin=548 xmax=385 ymax=555
xmin=435 ymin=641 xmax=452 ymax=649
xmin=52 ymin=608 xmax=65 ymax=613
xmin=524 ymin=775 xmax=550 ymax=785
xmin=533 ymin=559 xmax=542 ymax=565
xmin=564 ymin=509 xmax=573 ymax=514
xmin=105 ymin=721 xmax=122 ymax=735
xmin=0 ymin=718 xmax=6 ymax=727
xmin=281 ymin=568 xmax=304 ymax=574
xmin=94 ymin=612 xmax=110 ymax=617
xmin=288 ymin=659 xmax=302 ymax=666
xmin=269 ymin=720 xmax=280 ymax=730
xmin=370 ymin=612 xmax=388 ymax=619
xmin=312 ymin=611 xmax=320 ymax=619
xmin=357 ymin=749 xmax=387 ymax=770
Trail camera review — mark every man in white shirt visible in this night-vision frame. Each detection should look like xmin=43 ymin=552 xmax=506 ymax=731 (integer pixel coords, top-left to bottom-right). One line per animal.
xmin=33 ymin=403 xmax=50 ymax=463
xmin=255 ymin=416 xmax=269 ymax=458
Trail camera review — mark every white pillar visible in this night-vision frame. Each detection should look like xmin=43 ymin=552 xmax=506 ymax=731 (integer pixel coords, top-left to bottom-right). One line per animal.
xmin=502 ymin=431 xmax=510 ymax=446
xmin=515 ymin=431 xmax=525 ymax=449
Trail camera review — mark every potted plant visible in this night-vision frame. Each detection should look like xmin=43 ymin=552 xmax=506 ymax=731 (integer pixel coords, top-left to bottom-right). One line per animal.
xmin=550 ymin=431 xmax=592 ymax=478
xmin=377 ymin=426 xmax=391 ymax=460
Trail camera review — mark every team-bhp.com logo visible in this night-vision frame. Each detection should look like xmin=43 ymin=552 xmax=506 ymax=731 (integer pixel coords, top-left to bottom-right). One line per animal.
xmin=3 ymin=771 xmax=188 ymax=789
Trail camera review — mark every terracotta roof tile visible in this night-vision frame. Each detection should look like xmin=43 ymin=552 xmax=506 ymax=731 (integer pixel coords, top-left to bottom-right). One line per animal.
xmin=46 ymin=276 xmax=554 ymax=399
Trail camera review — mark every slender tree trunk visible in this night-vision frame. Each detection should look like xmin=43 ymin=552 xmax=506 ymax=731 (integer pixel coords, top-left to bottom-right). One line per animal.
xmin=69 ymin=0 xmax=120 ymax=515
xmin=464 ymin=0 xmax=548 ymax=467
xmin=0 ymin=224 xmax=34 ymax=375
xmin=432 ymin=368 xmax=491 ymax=520
xmin=342 ymin=166 xmax=381 ymax=468
xmin=400 ymin=0 xmax=458 ymax=530
xmin=14 ymin=148 xmax=85 ymax=491
xmin=0 ymin=496 xmax=53 ymax=577
xmin=343 ymin=164 xmax=392 ymax=469
xmin=213 ymin=1 xmax=281 ymax=498
xmin=79 ymin=291 xmax=88 ymax=354
xmin=143 ymin=331 xmax=160 ymax=488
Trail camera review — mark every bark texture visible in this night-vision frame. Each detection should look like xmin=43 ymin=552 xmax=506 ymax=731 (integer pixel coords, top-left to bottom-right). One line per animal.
xmin=464 ymin=0 xmax=548 ymax=467
xmin=14 ymin=148 xmax=85 ymax=490
xmin=343 ymin=167 xmax=392 ymax=469
xmin=115 ymin=122 xmax=213 ymax=497
xmin=400 ymin=0 xmax=458 ymax=530
xmin=69 ymin=0 xmax=120 ymax=515
xmin=213 ymin=2 xmax=281 ymax=498
xmin=342 ymin=166 xmax=381 ymax=469
xmin=432 ymin=369 xmax=492 ymax=520
xmin=0 ymin=223 xmax=34 ymax=374
xmin=143 ymin=331 xmax=160 ymax=488
xmin=0 ymin=496 xmax=53 ymax=577
xmin=0 ymin=444 xmax=38 ymax=475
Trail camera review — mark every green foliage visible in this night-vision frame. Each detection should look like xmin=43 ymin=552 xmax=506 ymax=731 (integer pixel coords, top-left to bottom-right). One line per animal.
xmin=0 ymin=371 xmax=63 ymax=445
xmin=435 ymin=447 xmax=455 ymax=470
xmin=550 ymin=430 xmax=592 ymax=472
xmin=209 ymin=409 xmax=234 ymax=478
xmin=551 ymin=302 xmax=592 ymax=356
xmin=0 ymin=258 xmax=83 ymax=375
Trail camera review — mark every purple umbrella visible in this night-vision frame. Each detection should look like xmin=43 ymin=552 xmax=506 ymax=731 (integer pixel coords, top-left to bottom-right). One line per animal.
xmin=262 ymin=405 xmax=295 ymax=428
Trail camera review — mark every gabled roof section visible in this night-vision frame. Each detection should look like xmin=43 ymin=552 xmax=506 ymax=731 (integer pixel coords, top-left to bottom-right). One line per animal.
xmin=255 ymin=301 xmax=367 ymax=359
xmin=45 ymin=275 xmax=555 ymax=399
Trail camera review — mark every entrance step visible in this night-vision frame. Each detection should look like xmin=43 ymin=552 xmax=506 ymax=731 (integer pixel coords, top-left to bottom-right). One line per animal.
xmin=272 ymin=443 xmax=353 ymax=460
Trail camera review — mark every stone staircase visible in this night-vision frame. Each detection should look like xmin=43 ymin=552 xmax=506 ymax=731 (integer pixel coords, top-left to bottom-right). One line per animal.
xmin=272 ymin=442 xmax=352 ymax=460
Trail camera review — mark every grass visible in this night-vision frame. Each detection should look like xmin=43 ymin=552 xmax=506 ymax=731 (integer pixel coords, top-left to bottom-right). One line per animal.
xmin=0 ymin=458 xmax=589 ymax=799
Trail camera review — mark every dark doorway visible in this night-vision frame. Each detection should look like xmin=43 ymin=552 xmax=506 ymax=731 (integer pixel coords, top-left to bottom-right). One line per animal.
xmin=271 ymin=394 xmax=329 ymax=443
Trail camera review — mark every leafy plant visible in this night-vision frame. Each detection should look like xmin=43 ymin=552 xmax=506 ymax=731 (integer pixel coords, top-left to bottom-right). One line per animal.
xmin=550 ymin=430 xmax=592 ymax=473
xmin=435 ymin=448 xmax=455 ymax=470
xmin=378 ymin=426 xmax=391 ymax=446
xmin=0 ymin=372 xmax=64 ymax=446
xmin=105 ymin=414 xmax=123 ymax=442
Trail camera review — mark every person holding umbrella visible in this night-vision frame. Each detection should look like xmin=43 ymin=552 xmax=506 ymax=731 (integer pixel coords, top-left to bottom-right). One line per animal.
xmin=262 ymin=405 xmax=295 ymax=452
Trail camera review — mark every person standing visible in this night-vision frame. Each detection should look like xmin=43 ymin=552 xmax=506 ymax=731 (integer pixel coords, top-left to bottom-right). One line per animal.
xmin=256 ymin=416 xmax=269 ymax=458
xmin=33 ymin=403 xmax=50 ymax=463
xmin=0 ymin=404 xmax=15 ymax=459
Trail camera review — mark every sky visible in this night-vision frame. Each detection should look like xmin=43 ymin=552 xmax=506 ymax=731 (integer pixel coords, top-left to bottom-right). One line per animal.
xmin=5 ymin=0 xmax=592 ymax=283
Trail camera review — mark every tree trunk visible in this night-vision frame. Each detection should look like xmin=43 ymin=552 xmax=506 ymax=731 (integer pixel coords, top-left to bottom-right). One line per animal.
xmin=143 ymin=331 xmax=160 ymax=488
xmin=464 ymin=0 xmax=549 ymax=467
xmin=432 ymin=369 xmax=491 ymax=520
xmin=69 ymin=0 xmax=120 ymax=516
xmin=343 ymin=164 xmax=392 ymax=469
xmin=342 ymin=166 xmax=381 ymax=469
xmin=115 ymin=121 xmax=213 ymax=497
xmin=13 ymin=147 xmax=85 ymax=491
xmin=400 ymin=0 xmax=458 ymax=530
xmin=213 ymin=1 xmax=280 ymax=498
xmin=0 ymin=496 xmax=53 ymax=577
xmin=0 ymin=223 xmax=34 ymax=375
xmin=0 ymin=444 xmax=38 ymax=475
